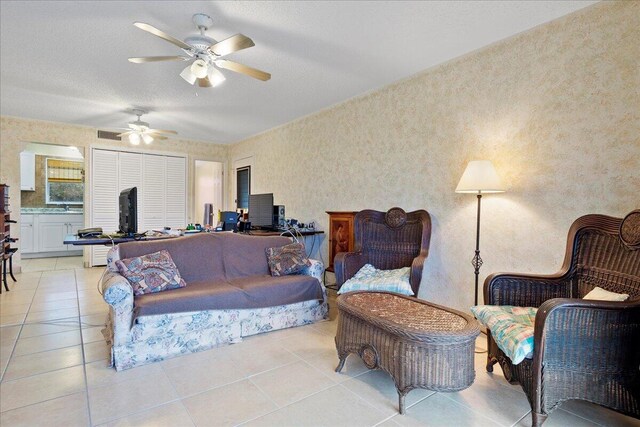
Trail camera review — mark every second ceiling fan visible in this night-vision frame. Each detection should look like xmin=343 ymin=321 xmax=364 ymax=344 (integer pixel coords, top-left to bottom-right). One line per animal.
xmin=129 ymin=13 xmax=271 ymax=88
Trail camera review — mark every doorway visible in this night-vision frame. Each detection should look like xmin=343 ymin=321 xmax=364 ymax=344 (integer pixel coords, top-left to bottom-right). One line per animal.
xmin=20 ymin=142 xmax=85 ymax=270
xmin=193 ymin=160 xmax=224 ymax=225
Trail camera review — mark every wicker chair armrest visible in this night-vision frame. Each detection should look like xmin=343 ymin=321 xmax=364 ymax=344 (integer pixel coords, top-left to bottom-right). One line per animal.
xmin=334 ymin=252 xmax=366 ymax=286
xmin=410 ymin=253 xmax=427 ymax=295
xmin=531 ymin=298 xmax=640 ymax=371
xmin=484 ymin=272 xmax=572 ymax=307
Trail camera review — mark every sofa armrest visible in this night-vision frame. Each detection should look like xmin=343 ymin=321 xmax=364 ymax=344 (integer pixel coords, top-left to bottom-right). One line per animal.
xmin=101 ymin=271 xmax=135 ymax=345
xmin=334 ymin=252 xmax=366 ymax=286
xmin=301 ymin=259 xmax=324 ymax=286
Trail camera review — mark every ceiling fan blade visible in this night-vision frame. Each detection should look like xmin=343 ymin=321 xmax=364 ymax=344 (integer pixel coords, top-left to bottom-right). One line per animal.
xmin=215 ymin=59 xmax=271 ymax=81
xmin=153 ymin=135 xmax=169 ymax=141
xmin=128 ymin=56 xmax=189 ymax=63
xmin=117 ymin=131 xmax=134 ymax=137
xmin=147 ymin=129 xmax=178 ymax=135
xmin=209 ymin=34 xmax=255 ymax=57
xmin=197 ymin=77 xmax=213 ymax=87
xmin=133 ymin=22 xmax=193 ymax=51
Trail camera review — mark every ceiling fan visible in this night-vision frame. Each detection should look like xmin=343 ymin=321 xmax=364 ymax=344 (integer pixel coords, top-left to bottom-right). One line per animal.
xmin=128 ymin=13 xmax=271 ymax=88
xmin=118 ymin=109 xmax=177 ymax=145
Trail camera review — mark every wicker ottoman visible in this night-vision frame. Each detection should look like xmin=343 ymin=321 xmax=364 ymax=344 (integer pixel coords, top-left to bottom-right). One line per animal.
xmin=335 ymin=291 xmax=480 ymax=414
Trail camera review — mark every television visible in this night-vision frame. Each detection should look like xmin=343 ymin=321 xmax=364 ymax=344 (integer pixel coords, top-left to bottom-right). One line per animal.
xmin=119 ymin=187 xmax=137 ymax=236
xmin=248 ymin=193 xmax=274 ymax=229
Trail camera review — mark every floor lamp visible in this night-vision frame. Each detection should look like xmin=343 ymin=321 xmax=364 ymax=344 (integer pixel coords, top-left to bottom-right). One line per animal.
xmin=455 ymin=160 xmax=505 ymax=306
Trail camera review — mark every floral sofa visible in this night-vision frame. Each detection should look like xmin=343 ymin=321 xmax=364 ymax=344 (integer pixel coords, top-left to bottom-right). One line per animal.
xmin=100 ymin=233 xmax=328 ymax=370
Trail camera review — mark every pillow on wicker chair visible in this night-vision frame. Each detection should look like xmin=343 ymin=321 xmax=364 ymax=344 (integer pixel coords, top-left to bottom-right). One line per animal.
xmin=471 ymin=305 xmax=538 ymax=364
xmin=583 ymin=286 xmax=629 ymax=301
xmin=337 ymin=264 xmax=413 ymax=296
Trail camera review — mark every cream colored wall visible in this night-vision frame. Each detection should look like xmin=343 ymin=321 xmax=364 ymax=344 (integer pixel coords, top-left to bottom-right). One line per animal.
xmin=0 ymin=115 xmax=228 ymax=268
xmin=229 ymin=1 xmax=640 ymax=310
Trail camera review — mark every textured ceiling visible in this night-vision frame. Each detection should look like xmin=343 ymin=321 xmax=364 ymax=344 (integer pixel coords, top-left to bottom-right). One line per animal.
xmin=0 ymin=1 xmax=596 ymax=144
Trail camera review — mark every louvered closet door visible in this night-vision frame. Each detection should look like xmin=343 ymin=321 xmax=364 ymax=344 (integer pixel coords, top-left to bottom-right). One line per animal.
xmin=164 ymin=156 xmax=186 ymax=229
xmin=91 ymin=149 xmax=118 ymax=266
xmin=141 ymin=154 xmax=166 ymax=231
xmin=118 ymin=152 xmax=143 ymax=232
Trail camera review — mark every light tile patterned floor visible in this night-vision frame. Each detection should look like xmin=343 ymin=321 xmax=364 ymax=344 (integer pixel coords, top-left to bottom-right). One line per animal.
xmin=0 ymin=258 xmax=638 ymax=426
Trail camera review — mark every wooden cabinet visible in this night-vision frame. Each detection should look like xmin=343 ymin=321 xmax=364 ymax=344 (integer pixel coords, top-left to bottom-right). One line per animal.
xmin=326 ymin=211 xmax=358 ymax=272
xmin=20 ymin=151 xmax=36 ymax=191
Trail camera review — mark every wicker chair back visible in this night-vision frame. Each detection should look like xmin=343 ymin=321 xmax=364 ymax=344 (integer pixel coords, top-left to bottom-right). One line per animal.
xmin=354 ymin=208 xmax=431 ymax=294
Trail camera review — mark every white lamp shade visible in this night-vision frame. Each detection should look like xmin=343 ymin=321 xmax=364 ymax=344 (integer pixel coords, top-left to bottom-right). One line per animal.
xmin=207 ymin=66 xmax=226 ymax=87
xmin=455 ymin=160 xmax=505 ymax=193
xmin=190 ymin=59 xmax=208 ymax=78
xmin=128 ymin=133 xmax=141 ymax=145
xmin=141 ymin=133 xmax=154 ymax=144
xmin=180 ymin=65 xmax=197 ymax=85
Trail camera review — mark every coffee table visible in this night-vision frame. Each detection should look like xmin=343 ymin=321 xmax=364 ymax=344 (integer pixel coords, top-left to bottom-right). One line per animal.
xmin=335 ymin=291 xmax=480 ymax=414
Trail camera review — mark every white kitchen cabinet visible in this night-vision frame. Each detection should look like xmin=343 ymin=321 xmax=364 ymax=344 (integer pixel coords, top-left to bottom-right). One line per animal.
xmin=20 ymin=214 xmax=35 ymax=253
xmin=38 ymin=214 xmax=83 ymax=253
xmin=20 ymin=151 xmax=36 ymax=191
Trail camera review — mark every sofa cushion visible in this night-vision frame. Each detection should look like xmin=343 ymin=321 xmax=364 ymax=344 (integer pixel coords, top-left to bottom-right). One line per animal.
xmin=266 ymin=242 xmax=311 ymax=276
xmin=229 ymin=274 xmax=323 ymax=307
xmin=222 ymin=233 xmax=292 ymax=279
xmin=119 ymin=234 xmax=226 ymax=283
xmin=134 ymin=280 xmax=247 ymax=318
xmin=116 ymin=250 xmax=187 ymax=296
xmin=133 ymin=274 xmax=323 ymax=320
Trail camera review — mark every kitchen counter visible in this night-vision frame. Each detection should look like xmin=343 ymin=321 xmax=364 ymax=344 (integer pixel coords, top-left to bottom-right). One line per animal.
xmin=21 ymin=208 xmax=84 ymax=215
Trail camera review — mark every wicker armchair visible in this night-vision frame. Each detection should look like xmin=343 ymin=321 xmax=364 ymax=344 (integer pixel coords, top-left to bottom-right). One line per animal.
xmin=334 ymin=207 xmax=431 ymax=295
xmin=484 ymin=211 xmax=640 ymax=427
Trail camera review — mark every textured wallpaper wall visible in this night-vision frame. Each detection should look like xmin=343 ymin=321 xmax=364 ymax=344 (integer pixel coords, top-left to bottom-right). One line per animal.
xmin=0 ymin=116 xmax=228 ymax=267
xmin=229 ymin=1 xmax=640 ymax=310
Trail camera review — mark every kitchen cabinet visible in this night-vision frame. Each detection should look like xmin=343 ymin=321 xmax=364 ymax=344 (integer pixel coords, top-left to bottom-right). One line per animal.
xmin=20 ymin=214 xmax=35 ymax=253
xmin=38 ymin=214 xmax=84 ymax=252
xmin=21 ymin=213 xmax=83 ymax=256
xmin=20 ymin=152 xmax=36 ymax=191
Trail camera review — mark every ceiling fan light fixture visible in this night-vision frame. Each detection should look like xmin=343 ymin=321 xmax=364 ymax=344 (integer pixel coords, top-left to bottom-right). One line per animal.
xmin=208 ymin=67 xmax=226 ymax=87
xmin=190 ymin=59 xmax=208 ymax=78
xmin=129 ymin=133 xmax=141 ymax=145
xmin=142 ymin=133 xmax=154 ymax=144
xmin=180 ymin=65 xmax=197 ymax=85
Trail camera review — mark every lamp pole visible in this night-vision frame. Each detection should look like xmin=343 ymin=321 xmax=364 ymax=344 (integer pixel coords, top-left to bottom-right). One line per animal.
xmin=455 ymin=160 xmax=505 ymax=308
xmin=472 ymin=193 xmax=483 ymax=306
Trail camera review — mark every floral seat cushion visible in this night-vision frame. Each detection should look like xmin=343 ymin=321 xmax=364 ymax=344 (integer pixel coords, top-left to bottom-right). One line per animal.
xmin=337 ymin=264 xmax=413 ymax=296
xmin=471 ymin=305 xmax=538 ymax=364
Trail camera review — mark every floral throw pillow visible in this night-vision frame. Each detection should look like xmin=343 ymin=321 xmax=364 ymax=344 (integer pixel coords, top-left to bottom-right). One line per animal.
xmin=266 ymin=243 xmax=311 ymax=276
xmin=115 ymin=249 xmax=187 ymax=296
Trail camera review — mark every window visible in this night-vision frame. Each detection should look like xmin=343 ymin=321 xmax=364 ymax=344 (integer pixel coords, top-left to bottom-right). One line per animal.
xmin=236 ymin=166 xmax=250 ymax=210
xmin=45 ymin=158 xmax=84 ymax=204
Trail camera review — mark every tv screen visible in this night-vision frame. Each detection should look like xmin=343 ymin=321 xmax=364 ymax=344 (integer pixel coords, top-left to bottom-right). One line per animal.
xmin=248 ymin=193 xmax=274 ymax=228
xmin=119 ymin=187 xmax=137 ymax=236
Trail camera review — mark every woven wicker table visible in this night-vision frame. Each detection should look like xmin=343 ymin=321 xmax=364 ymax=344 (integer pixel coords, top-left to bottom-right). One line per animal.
xmin=335 ymin=291 xmax=480 ymax=414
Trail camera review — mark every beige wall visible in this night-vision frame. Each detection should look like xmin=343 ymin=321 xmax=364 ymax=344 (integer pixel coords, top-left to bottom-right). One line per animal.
xmin=230 ymin=1 xmax=640 ymax=310
xmin=0 ymin=115 xmax=228 ymax=267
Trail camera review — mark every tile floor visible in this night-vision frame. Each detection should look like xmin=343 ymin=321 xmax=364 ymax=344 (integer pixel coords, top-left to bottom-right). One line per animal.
xmin=0 ymin=257 xmax=638 ymax=426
